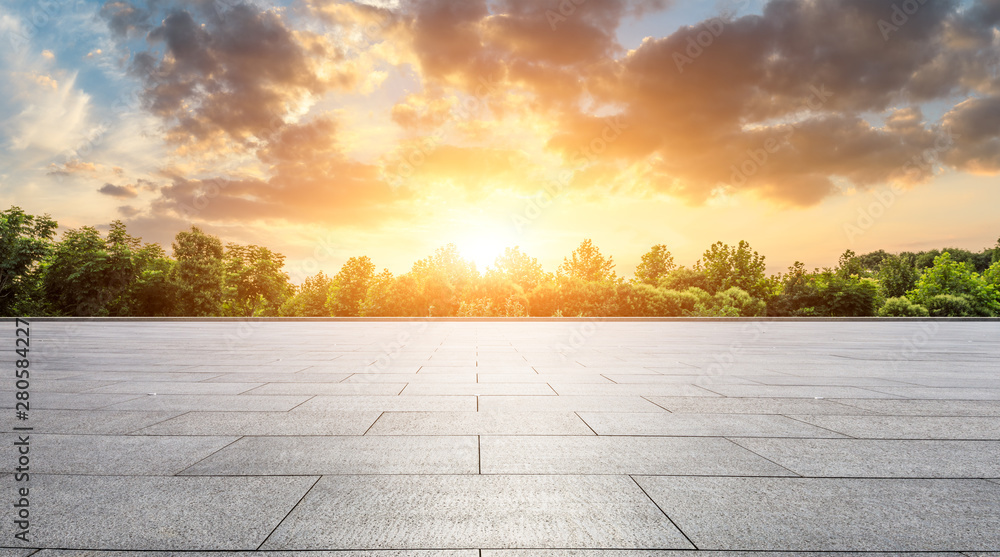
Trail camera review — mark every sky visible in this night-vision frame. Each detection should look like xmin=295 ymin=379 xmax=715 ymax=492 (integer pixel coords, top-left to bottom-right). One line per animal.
xmin=2 ymin=0 xmax=999 ymax=282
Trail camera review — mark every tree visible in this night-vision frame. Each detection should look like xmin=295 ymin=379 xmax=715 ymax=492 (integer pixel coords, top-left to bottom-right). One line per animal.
xmin=0 ymin=207 xmax=58 ymax=316
xmin=836 ymin=249 xmax=870 ymax=279
xmin=328 ymin=256 xmax=376 ymax=317
xmin=558 ymin=239 xmax=616 ymax=283
xmin=281 ymin=272 xmax=334 ymax=317
xmin=41 ymin=222 xmax=157 ymax=316
xmin=658 ymin=267 xmax=709 ymax=292
xmin=222 ymin=243 xmax=292 ymax=317
xmin=876 ymin=253 xmax=919 ymax=299
xmin=696 ymin=240 xmax=770 ymax=299
xmin=907 ymin=252 xmax=998 ymax=316
xmin=488 ymin=247 xmax=547 ymax=292
xmin=634 ymin=244 xmax=675 ymax=286
xmin=410 ymin=245 xmax=479 ymax=316
xmin=172 ymin=227 xmax=224 ymax=316
xmin=769 ymin=265 xmax=879 ymax=317
xmin=879 ymin=297 xmax=929 ymax=317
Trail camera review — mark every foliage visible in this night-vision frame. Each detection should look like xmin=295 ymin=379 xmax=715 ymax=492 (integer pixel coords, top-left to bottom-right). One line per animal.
xmin=769 ymin=265 xmax=879 ymax=317
xmin=634 ymin=244 xmax=675 ymax=286
xmin=906 ymin=252 xmax=999 ymax=317
xmin=657 ymin=266 xmax=709 ymax=292
xmin=694 ymin=287 xmax=767 ymax=317
xmin=878 ymin=297 xmax=930 ymax=317
xmin=328 ymin=256 xmax=376 ymax=317
xmin=696 ymin=240 xmax=771 ymax=299
xmin=280 ymin=272 xmax=334 ymax=317
xmin=488 ymin=247 xmax=548 ymax=292
xmin=172 ymin=227 xmax=225 ymax=316
xmin=0 ymin=207 xmax=58 ymax=315
xmin=223 ymin=243 xmax=292 ymax=317
xmin=558 ymin=239 xmax=616 ymax=283
xmin=876 ymin=253 xmax=919 ymax=299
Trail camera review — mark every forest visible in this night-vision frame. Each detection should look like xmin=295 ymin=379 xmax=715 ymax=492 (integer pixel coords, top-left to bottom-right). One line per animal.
xmin=2 ymin=206 xmax=999 ymax=318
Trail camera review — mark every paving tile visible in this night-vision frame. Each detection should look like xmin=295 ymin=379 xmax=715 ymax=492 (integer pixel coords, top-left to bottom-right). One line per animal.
xmin=645 ymin=397 xmax=873 ymax=415
xmin=863 ymin=387 xmax=1000 ymax=400
xmin=201 ymin=372 xmax=353 ymax=383
xmin=829 ymin=399 xmax=1000 ymax=416
xmin=85 ymin=381 xmax=262 ymax=395
xmin=243 ymin=382 xmax=407 ymax=395
xmin=577 ymin=412 xmax=845 ymax=437
xmin=1 ymin=409 xmax=182 ymax=434
xmin=696 ymin=385 xmax=903 ymax=399
xmin=261 ymin=475 xmax=693 ymax=549
xmin=103 ymin=394 xmax=311 ymax=412
xmin=2 ymin=391 xmax=148 ymax=411
xmin=400 ymin=383 xmax=555 ymax=396
xmin=28 ymin=434 xmax=238 ymax=475
xmin=482 ymin=552 xmax=960 ymax=557
xmin=731 ymin=438 xmax=1000 ymax=478
xmin=181 ymin=436 xmax=478 ymax=475
xmin=296 ymin=395 xmax=477 ymax=412
xmin=35 ymin=549 xmax=480 ymax=557
xmin=633 ymin=476 xmax=1000 ymax=551
xmin=135 ymin=411 xmax=381 ymax=436
xmin=479 ymin=396 xmax=667 ymax=413
xmin=0 ymin=475 xmax=316 ymax=550
xmin=477 ymin=374 xmax=613 ymax=384
xmin=787 ymin=415 xmax=1000 ymax=439
xmin=481 ymin=436 xmax=794 ymax=475
xmin=367 ymin=412 xmax=594 ymax=436
xmin=601 ymin=375 xmax=759 ymax=385
xmin=342 ymin=373 xmax=477 ymax=383
xmin=548 ymin=383 xmax=720 ymax=397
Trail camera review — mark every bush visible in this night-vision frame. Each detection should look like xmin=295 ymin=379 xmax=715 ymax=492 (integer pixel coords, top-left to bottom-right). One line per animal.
xmin=878 ymin=297 xmax=929 ymax=317
xmin=923 ymin=294 xmax=974 ymax=317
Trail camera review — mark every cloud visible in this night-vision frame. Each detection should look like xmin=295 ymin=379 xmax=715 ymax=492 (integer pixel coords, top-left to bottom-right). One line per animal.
xmin=99 ymin=1 xmax=152 ymax=38
xmin=127 ymin=3 xmax=355 ymax=152
xmin=99 ymin=183 xmax=139 ymax=198
xmin=150 ymin=116 xmax=410 ymax=224
xmin=47 ymin=159 xmax=99 ymax=176
xmin=943 ymin=95 xmax=1000 ymax=174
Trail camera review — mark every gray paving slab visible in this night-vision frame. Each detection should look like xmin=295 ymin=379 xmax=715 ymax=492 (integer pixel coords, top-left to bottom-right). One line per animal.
xmin=547 ymin=383 xmax=720 ymax=397
xmin=19 ymin=379 xmax=123 ymax=392
xmin=342 ymin=373 xmax=477 ymax=383
xmin=296 ymin=395 xmax=477 ymax=412
xmin=135 ymin=410 xmax=381 ymax=435
xmin=830 ymin=398 xmax=1000 ymax=416
xmin=578 ymin=412 xmax=845 ymax=437
xmin=367 ymin=411 xmax=594 ymax=436
xmin=695 ymin=384 xmax=904 ymax=399
xmin=85 ymin=381 xmax=263 ymax=395
xmin=34 ymin=549 xmax=479 ymax=557
xmin=732 ymin=438 xmax=1000 ymax=477
xmin=787 ymin=415 xmax=1000 ymax=439
xmin=634 ymin=476 xmax=1000 ymax=551
xmin=0 ymin=474 xmax=316 ymax=550
xmin=478 ymin=396 xmax=668 ymax=413
xmin=261 ymin=474 xmax=693 ymax=549
xmin=477 ymin=373 xmax=614 ymax=383
xmin=28 ymin=433 xmax=238 ymax=475
xmin=0 ymin=391 xmax=143 ymax=410
xmin=1 ymin=409 xmax=182 ymax=434
xmin=242 ymin=382 xmax=407 ymax=395
xmin=482 ymin=553 xmax=960 ymax=557
xmin=181 ymin=436 xmax=478 ymax=475
xmin=645 ymin=396 xmax=874 ymax=415
xmin=103 ymin=394 xmax=312 ymax=412
xmin=200 ymin=372 xmax=353 ymax=383
xmin=864 ymin=386 xmax=1000 ymax=400
xmin=399 ymin=383 xmax=556 ymax=396
xmin=481 ymin=436 xmax=795 ymax=475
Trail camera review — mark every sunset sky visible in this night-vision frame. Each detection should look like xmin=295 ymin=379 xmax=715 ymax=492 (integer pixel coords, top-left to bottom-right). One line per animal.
xmin=2 ymin=0 xmax=999 ymax=281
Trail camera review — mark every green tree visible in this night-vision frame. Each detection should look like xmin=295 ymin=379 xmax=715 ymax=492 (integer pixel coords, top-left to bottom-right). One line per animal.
xmin=634 ymin=244 xmax=675 ymax=286
xmin=876 ymin=253 xmax=919 ymax=299
xmin=223 ymin=243 xmax=292 ymax=317
xmin=558 ymin=239 xmax=616 ymax=283
xmin=281 ymin=272 xmax=334 ymax=317
xmin=410 ymin=245 xmax=479 ymax=316
xmin=657 ymin=267 xmax=709 ymax=292
xmin=488 ymin=247 xmax=547 ymax=292
xmin=907 ymin=252 xmax=998 ymax=316
xmin=879 ymin=297 xmax=929 ymax=317
xmin=0 ymin=207 xmax=58 ymax=315
xmin=696 ymin=240 xmax=770 ymax=298
xmin=172 ymin=227 xmax=224 ymax=316
xmin=41 ymin=222 xmax=157 ymax=316
xmin=328 ymin=256 xmax=376 ymax=317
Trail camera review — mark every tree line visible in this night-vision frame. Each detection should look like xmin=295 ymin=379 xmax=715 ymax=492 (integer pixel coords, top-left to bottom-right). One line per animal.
xmin=2 ymin=206 xmax=999 ymax=318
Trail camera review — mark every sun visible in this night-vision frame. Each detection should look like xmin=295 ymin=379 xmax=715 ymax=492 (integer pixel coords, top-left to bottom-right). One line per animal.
xmin=457 ymin=231 xmax=510 ymax=272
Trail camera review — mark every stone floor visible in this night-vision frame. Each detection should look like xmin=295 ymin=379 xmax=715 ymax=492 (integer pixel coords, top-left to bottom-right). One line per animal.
xmin=2 ymin=319 xmax=999 ymax=554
